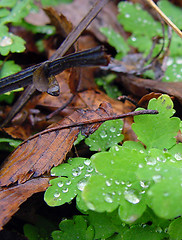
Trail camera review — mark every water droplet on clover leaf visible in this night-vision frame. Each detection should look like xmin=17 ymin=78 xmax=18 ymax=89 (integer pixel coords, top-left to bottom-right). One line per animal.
xmin=54 ymin=192 xmax=60 ymax=198
xmin=152 ymin=175 xmax=162 ymax=183
xmin=0 ymin=36 xmax=13 ymax=47
xmin=110 ymin=127 xmax=116 ymax=132
xmin=105 ymin=180 xmax=112 ymax=187
xmin=100 ymin=130 xmax=107 ymax=138
xmin=58 ymin=181 xmax=64 ymax=187
xmin=65 ymin=180 xmax=71 ymax=185
xmin=72 ymin=168 xmax=82 ymax=177
xmin=124 ymin=190 xmax=140 ymax=204
xmin=84 ymin=159 xmax=91 ymax=166
xmin=174 ymin=153 xmax=182 ymax=161
xmin=62 ymin=188 xmax=69 ymax=193
xmin=77 ymin=179 xmax=87 ymax=191
xmin=104 ymin=194 xmax=113 ymax=203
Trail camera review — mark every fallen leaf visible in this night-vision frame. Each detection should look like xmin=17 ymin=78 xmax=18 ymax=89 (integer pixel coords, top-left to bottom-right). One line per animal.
xmin=0 ymin=177 xmax=50 ymax=230
xmin=0 ymin=103 xmax=114 ymax=187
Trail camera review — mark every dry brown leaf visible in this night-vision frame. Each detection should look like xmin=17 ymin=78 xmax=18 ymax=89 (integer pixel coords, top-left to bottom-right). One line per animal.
xmin=117 ymin=74 xmax=182 ymax=105
xmin=0 ymin=103 xmax=114 ymax=187
xmin=0 ymin=177 xmax=50 ymax=230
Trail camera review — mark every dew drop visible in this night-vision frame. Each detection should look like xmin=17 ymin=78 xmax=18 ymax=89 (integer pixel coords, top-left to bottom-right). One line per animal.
xmin=125 ymin=13 xmax=130 ymax=18
xmin=58 ymin=181 xmax=64 ymax=187
xmin=100 ymin=130 xmax=107 ymax=138
xmin=0 ymin=36 xmax=13 ymax=47
xmin=140 ymin=181 xmax=149 ymax=189
xmin=62 ymin=188 xmax=69 ymax=193
xmin=115 ymin=180 xmax=120 ymax=185
xmin=105 ymin=180 xmax=112 ymax=187
xmin=72 ymin=168 xmax=82 ymax=177
xmin=124 ymin=190 xmax=140 ymax=204
xmin=146 ymin=156 xmax=157 ymax=166
xmin=77 ymin=179 xmax=87 ymax=191
xmin=54 ymin=192 xmax=60 ymax=198
xmin=87 ymin=202 xmax=95 ymax=211
xmin=114 ymin=146 xmax=120 ymax=151
xmin=131 ymin=36 xmax=136 ymax=42
xmin=104 ymin=194 xmax=113 ymax=203
xmin=138 ymin=163 xmax=143 ymax=168
xmin=174 ymin=153 xmax=182 ymax=161
xmin=152 ymin=175 xmax=161 ymax=183
xmin=87 ymin=166 xmax=93 ymax=173
xmin=84 ymin=159 xmax=91 ymax=166
xmin=65 ymin=180 xmax=71 ymax=185
xmin=163 ymin=192 xmax=169 ymax=197
xmin=110 ymin=127 xmax=116 ymax=132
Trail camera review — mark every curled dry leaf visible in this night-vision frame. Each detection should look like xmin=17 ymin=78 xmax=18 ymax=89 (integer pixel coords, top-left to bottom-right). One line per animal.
xmin=0 ymin=103 xmax=114 ymax=187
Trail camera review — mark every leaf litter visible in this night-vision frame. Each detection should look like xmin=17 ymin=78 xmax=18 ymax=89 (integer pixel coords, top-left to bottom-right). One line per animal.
xmin=0 ymin=0 xmax=182 ymax=235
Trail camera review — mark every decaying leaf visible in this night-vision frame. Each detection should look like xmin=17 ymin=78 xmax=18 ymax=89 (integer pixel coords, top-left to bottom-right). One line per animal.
xmin=0 ymin=177 xmax=50 ymax=230
xmin=0 ymin=103 xmax=114 ymax=187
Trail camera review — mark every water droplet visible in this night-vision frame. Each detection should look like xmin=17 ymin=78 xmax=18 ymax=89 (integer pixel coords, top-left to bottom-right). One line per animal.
xmin=87 ymin=202 xmax=95 ymax=210
xmin=51 ymin=172 xmax=56 ymax=176
xmin=58 ymin=181 xmax=64 ymax=187
xmin=176 ymin=58 xmax=182 ymax=64
xmin=106 ymin=180 xmax=112 ymax=187
xmin=163 ymin=192 xmax=169 ymax=197
xmin=62 ymin=188 xmax=69 ymax=193
xmin=78 ymin=164 xmax=84 ymax=170
xmin=115 ymin=180 xmax=120 ymax=185
xmin=146 ymin=156 xmax=157 ymax=166
xmin=72 ymin=168 xmax=82 ymax=177
xmin=100 ymin=131 xmax=107 ymax=138
xmin=155 ymin=227 xmax=162 ymax=233
xmin=87 ymin=166 xmax=93 ymax=173
xmin=152 ymin=175 xmax=161 ymax=183
xmin=104 ymin=194 xmax=113 ymax=203
xmin=174 ymin=153 xmax=182 ymax=161
xmin=138 ymin=163 xmax=143 ymax=168
xmin=77 ymin=179 xmax=87 ymax=191
xmin=84 ymin=159 xmax=91 ymax=166
xmin=110 ymin=127 xmax=116 ymax=132
xmin=54 ymin=192 xmax=60 ymax=198
xmin=114 ymin=146 xmax=120 ymax=151
xmin=131 ymin=36 xmax=136 ymax=42
xmin=65 ymin=180 xmax=71 ymax=185
xmin=140 ymin=181 xmax=149 ymax=188
xmin=124 ymin=190 xmax=140 ymax=204
xmin=125 ymin=13 xmax=130 ymax=18
xmin=155 ymin=166 xmax=161 ymax=171
xmin=0 ymin=36 xmax=13 ymax=47
xmin=110 ymin=159 xmax=114 ymax=164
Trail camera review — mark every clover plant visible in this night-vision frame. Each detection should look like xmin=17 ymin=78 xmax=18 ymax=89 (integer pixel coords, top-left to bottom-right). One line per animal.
xmin=100 ymin=0 xmax=182 ymax=82
xmin=43 ymin=94 xmax=182 ymax=239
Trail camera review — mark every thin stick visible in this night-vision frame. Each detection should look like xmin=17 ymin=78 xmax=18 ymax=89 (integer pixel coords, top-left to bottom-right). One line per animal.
xmin=145 ymin=0 xmax=182 ymax=39
xmin=17 ymin=109 xmax=158 ymax=145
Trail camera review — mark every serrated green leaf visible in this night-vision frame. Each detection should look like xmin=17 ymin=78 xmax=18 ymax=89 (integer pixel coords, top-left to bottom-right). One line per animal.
xmin=0 ymin=32 xmax=25 ymax=56
xmin=0 ymin=0 xmax=32 ymax=25
xmin=100 ymin=27 xmax=130 ymax=58
xmin=136 ymin=148 xmax=182 ymax=219
xmin=85 ymin=120 xmax=124 ymax=151
xmin=52 ymin=215 xmax=93 ymax=240
xmin=158 ymin=0 xmax=182 ymax=29
xmin=162 ymin=58 xmax=182 ymax=82
xmin=87 ymin=211 xmax=119 ymax=239
xmin=0 ymin=60 xmax=21 ymax=78
xmin=168 ymin=217 xmax=182 ymax=240
xmin=0 ymin=0 xmax=16 ymax=7
xmin=44 ymin=158 xmax=95 ymax=207
xmin=117 ymin=2 xmax=162 ymax=38
xmin=132 ymin=95 xmax=180 ymax=150
xmin=82 ymin=146 xmax=146 ymax=219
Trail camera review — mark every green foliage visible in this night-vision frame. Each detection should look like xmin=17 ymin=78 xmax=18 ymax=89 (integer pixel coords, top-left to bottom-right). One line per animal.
xmin=132 ymin=95 xmax=180 ymax=149
xmin=95 ymin=74 xmax=122 ymax=99
xmin=85 ymin=119 xmax=123 ymax=151
xmin=52 ymin=215 xmax=94 ymax=240
xmin=168 ymin=217 xmax=182 ymax=240
xmin=44 ymin=94 xmax=182 ymax=239
xmin=23 ymin=215 xmax=56 ymax=240
xmin=100 ymin=27 xmax=130 ymax=59
xmin=44 ymin=157 xmax=96 ymax=207
xmin=41 ymin=0 xmax=73 ymax=7
xmin=100 ymin=1 xmax=182 ymax=82
xmin=0 ymin=138 xmax=22 ymax=151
